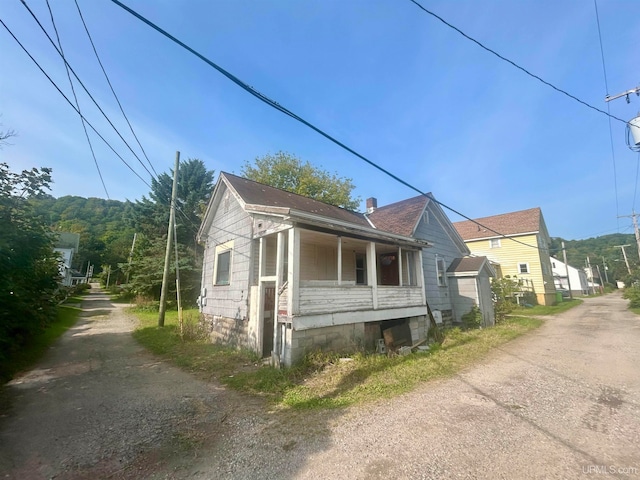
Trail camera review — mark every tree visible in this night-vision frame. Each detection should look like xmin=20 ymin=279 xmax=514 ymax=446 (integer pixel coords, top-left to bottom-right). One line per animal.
xmin=127 ymin=159 xmax=215 ymax=304
xmin=0 ymin=163 xmax=60 ymax=370
xmin=241 ymin=151 xmax=360 ymax=210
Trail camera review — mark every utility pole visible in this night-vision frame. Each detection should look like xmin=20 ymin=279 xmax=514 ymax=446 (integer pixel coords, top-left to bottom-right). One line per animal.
xmin=587 ymin=256 xmax=595 ymax=295
xmin=614 ymin=244 xmax=632 ymax=275
xmin=561 ymin=241 xmax=573 ymax=300
xmin=125 ymin=232 xmax=137 ymax=284
xmin=617 ymin=211 xmax=640 ymax=261
xmin=158 ymin=151 xmax=180 ymax=327
xmin=602 ymin=256 xmax=609 ymax=285
xmin=106 ymin=265 xmax=111 ymax=288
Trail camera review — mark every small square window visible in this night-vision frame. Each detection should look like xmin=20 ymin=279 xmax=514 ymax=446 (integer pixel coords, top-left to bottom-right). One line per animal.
xmin=490 ymin=238 xmax=501 ymax=248
xmin=518 ymin=263 xmax=530 ymax=274
xmin=215 ymin=250 xmax=231 ymax=285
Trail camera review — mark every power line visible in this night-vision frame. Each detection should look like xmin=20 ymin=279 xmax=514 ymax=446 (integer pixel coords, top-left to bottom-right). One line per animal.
xmin=73 ymin=0 xmax=158 ymax=178
xmin=593 ymin=0 xmax=621 ymax=227
xmin=109 ymin=0 xmax=544 ymax=252
xmin=45 ymin=0 xmax=110 ymax=199
xmin=20 ymin=0 xmax=156 ymax=181
xmin=408 ymin=0 xmax=628 ymax=126
xmin=0 ymin=18 xmax=152 ymax=190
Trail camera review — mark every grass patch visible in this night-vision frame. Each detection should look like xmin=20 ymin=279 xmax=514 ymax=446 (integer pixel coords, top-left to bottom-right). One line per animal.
xmin=512 ymin=298 xmax=582 ymax=316
xmin=131 ymin=309 xmax=543 ymax=410
xmin=1 ymin=300 xmax=83 ymax=383
xmin=630 ymin=307 xmax=640 ymax=316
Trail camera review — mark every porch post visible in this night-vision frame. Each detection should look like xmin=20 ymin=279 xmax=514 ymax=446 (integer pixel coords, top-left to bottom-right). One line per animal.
xmin=337 ymin=236 xmax=342 ymax=286
xmin=398 ymin=247 xmax=403 ymax=286
xmin=273 ymin=231 xmax=286 ymax=363
xmin=258 ymin=237 xmax=265 ymax=279
xmin=417 ymin=249 xmax=426 ymax=304
xmin=288 ymin=227 xmax=300 ymax=316
xmin=367 ymin=241 xmax=378 ymax=309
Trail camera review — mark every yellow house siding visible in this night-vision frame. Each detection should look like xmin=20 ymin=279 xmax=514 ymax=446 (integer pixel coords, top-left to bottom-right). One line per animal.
xmin=465 ymin=233 xmax=556 ymax=305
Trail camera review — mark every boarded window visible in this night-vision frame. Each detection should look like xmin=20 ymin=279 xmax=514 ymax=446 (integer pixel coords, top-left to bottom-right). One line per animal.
xmin=490 ymin=238 xmax=501 ymax=248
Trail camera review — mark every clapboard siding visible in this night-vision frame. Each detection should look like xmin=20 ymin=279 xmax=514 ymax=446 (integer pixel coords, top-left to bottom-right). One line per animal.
xmin=414 ymin=203 xmax=467 ymax=312
xmin=299 ymin=286 xmax=373 ymax=314
xmin=201 ymin=184 xmax=253 ymax=320
xmin=376 ymin=286 xmax=423 ymax=309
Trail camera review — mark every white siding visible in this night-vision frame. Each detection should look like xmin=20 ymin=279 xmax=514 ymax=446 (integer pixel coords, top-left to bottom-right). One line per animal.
xmin=299 ymin=286 xmax=373 ymax=314
xmin=201 ymin=185 xmax=253 ymax=321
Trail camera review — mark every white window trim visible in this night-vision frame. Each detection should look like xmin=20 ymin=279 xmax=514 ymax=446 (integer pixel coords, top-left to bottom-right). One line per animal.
xmin=518 ymin=262 xmax=530 ymax=274
xmin=213 ymin=241 xmax=234 ymax=286
xmin=436 ymin=256 xmax=447 ymax=287
xmin=490 ymin=238 xmax=501 ymax=248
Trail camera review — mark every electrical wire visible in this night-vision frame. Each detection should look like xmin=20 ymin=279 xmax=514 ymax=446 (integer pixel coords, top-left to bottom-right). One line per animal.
xmin=109 ymin=0 xmax=546 ymax=252
xmin=408 ymin=0 xmax=628 ymax=126
xmin=73 ymin=0 xmax=158 ymax=178
xmin=0 ymin=18 xmax=152 ymax=190
xmin=45 ymin=0 xmax=110 ymax=199
xmin=593 ymin=0 xmax=621 ymax=227
xmin=20 ymin=0 xmax=156 ymax=181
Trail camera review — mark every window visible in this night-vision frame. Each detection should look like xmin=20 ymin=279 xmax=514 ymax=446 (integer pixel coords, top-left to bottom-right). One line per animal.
xmin=423 ymin=211 xmax=429 ymax=225
xmin=436 ymin=257 xmax=447 ymax=286
xmin=518 ymin=262 xmax=530 ymax=274
xmin=214 ymin=241 xmax=234 ymax=285
xmin=355 ymin=253 xmax=367 ymax=285
xmin=490 ymin=238 xmax=501 ymax=248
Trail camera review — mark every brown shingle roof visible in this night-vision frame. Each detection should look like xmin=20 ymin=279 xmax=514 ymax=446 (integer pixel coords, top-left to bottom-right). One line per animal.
xmin=447 ymin=256 xmax=488 ymax=273
xmin=222 ymin=172 xmax=370 ymax=227
xmin=366 ymin=195 xmax=429 ymax=236
xmin=453 ymin=207 xmax=542 ymax=241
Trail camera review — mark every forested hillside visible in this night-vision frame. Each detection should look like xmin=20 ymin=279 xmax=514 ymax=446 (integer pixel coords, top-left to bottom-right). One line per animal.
xmin=29 ymin=195 xmax=134 ymax=281
xmin=550 ymin=233 xmax=638 ymax=284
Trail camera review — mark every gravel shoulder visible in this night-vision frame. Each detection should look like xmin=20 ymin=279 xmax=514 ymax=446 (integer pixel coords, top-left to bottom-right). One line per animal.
xmin=1 ymin=291 xmax=639 ymax=479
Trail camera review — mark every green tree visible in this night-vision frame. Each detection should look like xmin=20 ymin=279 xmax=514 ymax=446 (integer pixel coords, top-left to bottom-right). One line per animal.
xmin=241 ymin=151 xmax=360 ymax=210
xmin=127 ymin=159 xmax=215 ymax=304
xmin=0 ymin=163 xmax=60 ymax=367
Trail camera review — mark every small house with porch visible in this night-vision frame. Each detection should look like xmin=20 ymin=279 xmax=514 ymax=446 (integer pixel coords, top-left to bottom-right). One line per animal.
xmin=197 ymin=173 xmax=432 ymax=366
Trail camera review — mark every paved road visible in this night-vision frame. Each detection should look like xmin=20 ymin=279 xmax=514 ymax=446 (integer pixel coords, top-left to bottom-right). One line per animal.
xmin=1 ymin=290 xmax=639 ymax=479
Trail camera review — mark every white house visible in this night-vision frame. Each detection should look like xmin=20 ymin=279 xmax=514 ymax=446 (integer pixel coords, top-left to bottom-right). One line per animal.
xmin=197 ymin=173 xmax=432 ymax=366
xmin=550 ymin=257 xmax=589 ymax=296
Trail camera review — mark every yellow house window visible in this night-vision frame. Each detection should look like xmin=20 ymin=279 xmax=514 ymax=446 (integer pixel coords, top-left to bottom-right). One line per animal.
xmin=490 ymin=238 xmax=501 ymax=248
xmin=518 ymin=262 xmax=530 ymax=274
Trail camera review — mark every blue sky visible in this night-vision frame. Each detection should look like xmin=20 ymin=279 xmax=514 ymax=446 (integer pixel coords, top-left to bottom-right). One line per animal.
xmin=1 ymin=0 xmax=638 ymax=241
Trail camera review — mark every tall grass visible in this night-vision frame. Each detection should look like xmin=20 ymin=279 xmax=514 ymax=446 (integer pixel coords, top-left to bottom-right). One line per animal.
xmin=131 ymin=308 xmax=543 ymax=410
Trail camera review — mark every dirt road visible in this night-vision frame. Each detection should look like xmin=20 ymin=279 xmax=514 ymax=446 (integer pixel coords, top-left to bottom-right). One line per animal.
xmin=1 ymin=290 xmax=639 ymax=479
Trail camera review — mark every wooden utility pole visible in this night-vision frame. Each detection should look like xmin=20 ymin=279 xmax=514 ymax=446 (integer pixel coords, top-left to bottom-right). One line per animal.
xmin=125 ymin=232 xmax=137 ymax=284
xmin=158 ymin=151 xmax=180 ymax=327
xmin=617 ymin=211 xmax=640 ymax=261
xmin=614 ymin=244 xmax=632 ymax=275
xmin=602 ymin=256 xmax=609 ymax=284
xmin=561 ymin=241 xmax=573 ymax=300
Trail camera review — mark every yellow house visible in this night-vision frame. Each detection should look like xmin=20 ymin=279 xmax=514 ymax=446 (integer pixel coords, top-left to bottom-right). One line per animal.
xmin=453 ymin=207 xmax=556 ymax=306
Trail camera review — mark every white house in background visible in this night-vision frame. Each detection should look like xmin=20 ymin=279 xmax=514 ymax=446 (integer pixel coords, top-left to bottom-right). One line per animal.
xmin=550 ymin=257 xmax=589 ymax=296
xmin=54 ymin=233 xmax=80 ymax=287
xmin=197 ymin=173 xmax=432 ymax=367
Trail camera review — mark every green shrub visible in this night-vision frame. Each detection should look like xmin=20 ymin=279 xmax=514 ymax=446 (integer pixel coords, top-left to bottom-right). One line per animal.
xmin=461 ymin=306 xmax=483 ymax=329
xmin=623 ymin=285 xmax=640 ymax=308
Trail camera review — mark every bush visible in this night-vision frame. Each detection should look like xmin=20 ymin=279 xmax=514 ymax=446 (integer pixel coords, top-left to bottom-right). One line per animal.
xmin=623 ymin=285 xmax=640 ymax=308
xmin=461 ymin=305 xmax=483 ymax=329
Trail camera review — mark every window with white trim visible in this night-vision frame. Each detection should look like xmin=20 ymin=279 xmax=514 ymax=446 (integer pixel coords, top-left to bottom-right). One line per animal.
xmin=490 ymin=238 xmax=501 ymax=248
xmin=436 ymin=256 xmax=447 ymax=286
xmin=214 ymin=241 xmax=234 ymax=286
xmin=518 ymin=262 xmax=530 ymax=274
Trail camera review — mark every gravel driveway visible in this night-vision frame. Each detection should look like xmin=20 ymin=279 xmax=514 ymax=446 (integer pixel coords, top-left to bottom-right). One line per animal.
xmin=1 ymin=290 xmax=639 ymax=479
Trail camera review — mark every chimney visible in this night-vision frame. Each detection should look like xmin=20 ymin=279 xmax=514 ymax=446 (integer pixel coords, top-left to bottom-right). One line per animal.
xmin=366 ymin=197 xmax=377 ymax=214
